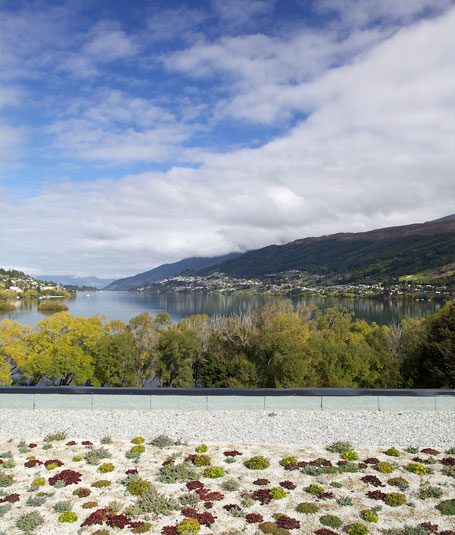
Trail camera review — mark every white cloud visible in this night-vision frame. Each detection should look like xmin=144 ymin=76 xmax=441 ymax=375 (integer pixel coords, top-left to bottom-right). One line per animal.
xmin=1 ymin=3 xmax=453 ymax=276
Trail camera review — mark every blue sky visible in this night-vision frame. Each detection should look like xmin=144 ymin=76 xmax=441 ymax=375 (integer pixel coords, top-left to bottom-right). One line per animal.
xmin=1 ymin=0 xmax=454 ymax=278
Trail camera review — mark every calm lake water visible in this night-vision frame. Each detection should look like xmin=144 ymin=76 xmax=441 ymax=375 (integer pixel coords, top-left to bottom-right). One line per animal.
xmin=0 ymin=291 xmax=442 ymax=327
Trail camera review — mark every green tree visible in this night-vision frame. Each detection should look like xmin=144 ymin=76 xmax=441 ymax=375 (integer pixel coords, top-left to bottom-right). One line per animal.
xmin=419 ymin=302 xmax=455 ymax=388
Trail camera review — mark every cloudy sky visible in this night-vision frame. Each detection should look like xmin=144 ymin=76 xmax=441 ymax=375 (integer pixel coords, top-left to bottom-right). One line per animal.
xmin=1 ymin=0 xmax=454 ymax=278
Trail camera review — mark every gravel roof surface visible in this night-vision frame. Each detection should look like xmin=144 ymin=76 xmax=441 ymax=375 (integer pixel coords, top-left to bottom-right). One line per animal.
xmin=1 ymin=409 xmax=454 ymax=447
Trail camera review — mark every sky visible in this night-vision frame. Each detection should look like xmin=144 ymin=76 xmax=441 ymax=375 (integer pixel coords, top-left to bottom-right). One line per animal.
xmin=1 ymin=0 xmax=454 ymax=279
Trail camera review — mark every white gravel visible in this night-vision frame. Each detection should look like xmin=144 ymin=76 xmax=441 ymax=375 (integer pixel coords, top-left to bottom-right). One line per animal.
xmin=1 ymin=409 xmax=454 ymax=447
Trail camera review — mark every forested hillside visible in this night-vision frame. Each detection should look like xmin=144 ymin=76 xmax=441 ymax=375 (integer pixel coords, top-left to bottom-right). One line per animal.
xmin=0 ymin=302 xmax=453 ymax=389
xmin=198 ymin=216 xmax=455 ymax=282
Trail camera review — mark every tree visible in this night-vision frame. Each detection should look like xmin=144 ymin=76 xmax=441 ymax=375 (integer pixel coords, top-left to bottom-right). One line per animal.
xmin=420 ymin=302 xmax=455 ymax=388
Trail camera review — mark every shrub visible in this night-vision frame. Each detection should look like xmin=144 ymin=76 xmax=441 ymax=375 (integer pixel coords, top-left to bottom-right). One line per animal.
xmin=159 ymin=463 xmax=199 ymax=483
xmin=128 ymin=479 xmax=152 ymax=496
xmin=203 ymin=466 xmax=224 ymax=478
xmin=98 ymin=462 xmax=114 ymax=473
xmin=348 ymin=524 xmax=369 ymax=535
xmin=330 ymin=482 xmax=342 ymax=488
xmin=444 ymin=466 xmax=455 ymax=478
xmin=385 ymin=447 xmax=400 ymax=457
xmin=43 ymin=431 xmax=67 ymax=442
xmin=419 ymin=481 xmax=443 ymax=500
xmin=15 ymin=511 xmax=44 ymax=533
xmin=245 ymin=456 xmax=270 ymax=470
xmin=305 ymin=484 xmax=324 ymax=495
xmin=58 ymin=511 xmax=78 ymax=523
xmin=302 ymin=465 xmax=323 ymax=476
xmin=150 ymin=435 xmax=175 ymax=449
xmin=222 ymin=478 xmax=240 ymax=491
xmin=194 ymin=455 xmax=211 ymax=466
xmin=177 ymin=517 xmax=200 ymax=534
xmin=407 ymin=463 xmax=427 ymax=475
xmin=320 ymin=515 xmax=342 ymax=528
xmin=327 ymin=441 xmax=352 ymax=453
xmin=361 ymin=510 xmax=378 ymax=522
xmin=84 ymin=447 xmax=112 ymax=465
xmin=375 ymin=462 xmax=395 ymax=473
xmin=0 ymin=503 xmax=12 ymax=517
xmin=53 ymin=500 xmax=73 ymax=513
xmin=337 ymin=496 xmax=353 ymax=506
xmin=270 ymin=487 xmax=287 ymax=499
xmin=436 ymin=499 xmax=455 ymax=515
xmin=100 ymin=436 xmax=112 ymax=444
xmin=406 ymin=446 xmax=419 ymax=454
xmin=383 ymin=493 xmax=407 ymax=507
xmin=128 ymin=488 xmax=180 ymax=516
xmin=343 ymin=450 xmax=359 ymax=461
xmin=388 ymin=477 xmax=409 ymax=490
xmin=195 ymin=444 xmax=208 ymax=453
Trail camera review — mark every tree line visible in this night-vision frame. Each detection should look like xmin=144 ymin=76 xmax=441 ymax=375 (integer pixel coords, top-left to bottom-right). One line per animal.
xmin=0 ymin=301 xmax=453 ymax=389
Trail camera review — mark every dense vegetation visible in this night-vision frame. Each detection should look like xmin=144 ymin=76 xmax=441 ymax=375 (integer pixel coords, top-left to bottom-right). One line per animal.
xmin=0 ymin=302 xmax=453 ymax=389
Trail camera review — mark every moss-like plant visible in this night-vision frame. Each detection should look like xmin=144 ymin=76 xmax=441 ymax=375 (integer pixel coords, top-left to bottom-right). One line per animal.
xmin=305 ymin=484 xmax=324 ymax=495
xmin=128 ymin=479 xmax=152 ymax=496
xmin=330 ymin=481 xmax=342 ymax=488
xmin=194 ymin=454 xmax=211 ymax=466
xmin=177 ymin=517 xmax=200 ymax=534
xmin=407 ymin=463 xmax=427 ymax=475
xmin=15 ymin=511 xmax=44 ymax=533
xmin=279 ymin=456 xmax=297 ymax=467
xmin=131 ymin=437 xmax=145 ymax=444
xmin=320 ymin=514 xmax=342 ymax=528
xmin=98 ymin=462 xmax=114 ymax=473
xmin=296 ymin=502 xmax=318 ymax=514
xmin=31 ymin=478 xmax=45 ymax=487
xmin=385 ymin=447 xmax=400 ymax=457
xmin=72 ymin=456 xmax=83 ymax=462
xmin=342 ymin=450 xmax=359 ymax=461
xmin=383 ymin=493 xmax=407 ymax=507
xmin=203 ymin=466 xmax=225 ymax=478
xmin=269 ymin=487 xmax=287 ymax=500
xmin=347 ymin=523 xmax=369 ymax=535
xmin=375 ymin=462 xmax=395 ymax=473
xmin=195 ymin=444 xmax=208 ymax=453
xmin=361 ymin=510 xmax=378 ymax=522
xmin=130 ymin=445 xmax=145 ymax=453
xmin=244 ymin=456 xmax=270 ymax=470
xmin=436 ymin=499 xmax=455 ymax=515
xmin=91 ymin=480 xmax=111 ymax=488
xmin=58 ymin=511 xmax=78 ymax=523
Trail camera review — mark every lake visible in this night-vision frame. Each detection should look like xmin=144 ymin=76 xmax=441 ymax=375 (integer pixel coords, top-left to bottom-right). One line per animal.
xmin=0 ymin=291 xmax=443 ymax=326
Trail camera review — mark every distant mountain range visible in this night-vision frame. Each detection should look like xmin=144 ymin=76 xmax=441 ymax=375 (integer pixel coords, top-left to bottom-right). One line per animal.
xmin=103 ymin=253 xmax=242 ymax=291
xmin=103 ymin=215 xmax=455 ymax=291
xmin=36 ymin=275 xmax=116 ymax=289
xmin=197 ymin=215 xmax=455 ymax=282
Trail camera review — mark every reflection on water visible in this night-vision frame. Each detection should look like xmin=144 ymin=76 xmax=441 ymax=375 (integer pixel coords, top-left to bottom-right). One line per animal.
xmin=0 ymin=291 xmax=442 ymax=327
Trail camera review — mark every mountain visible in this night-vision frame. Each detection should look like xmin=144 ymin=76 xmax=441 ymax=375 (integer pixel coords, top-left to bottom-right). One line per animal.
xmin=36 ymin=275 xmax=116 ymax=289
xmin=103 ymin=253 xmax=242 ymax=291
xmin=197 ymin=215 xmax=455 ymax=282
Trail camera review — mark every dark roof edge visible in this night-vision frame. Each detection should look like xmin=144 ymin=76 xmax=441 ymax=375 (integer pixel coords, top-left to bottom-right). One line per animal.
xmin=0 ymin=387 xmax=454 ymax=396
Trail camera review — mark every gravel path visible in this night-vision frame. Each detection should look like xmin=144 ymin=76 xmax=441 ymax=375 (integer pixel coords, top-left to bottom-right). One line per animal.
xmin=1 ymin=409 xmax=454 ymax=447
